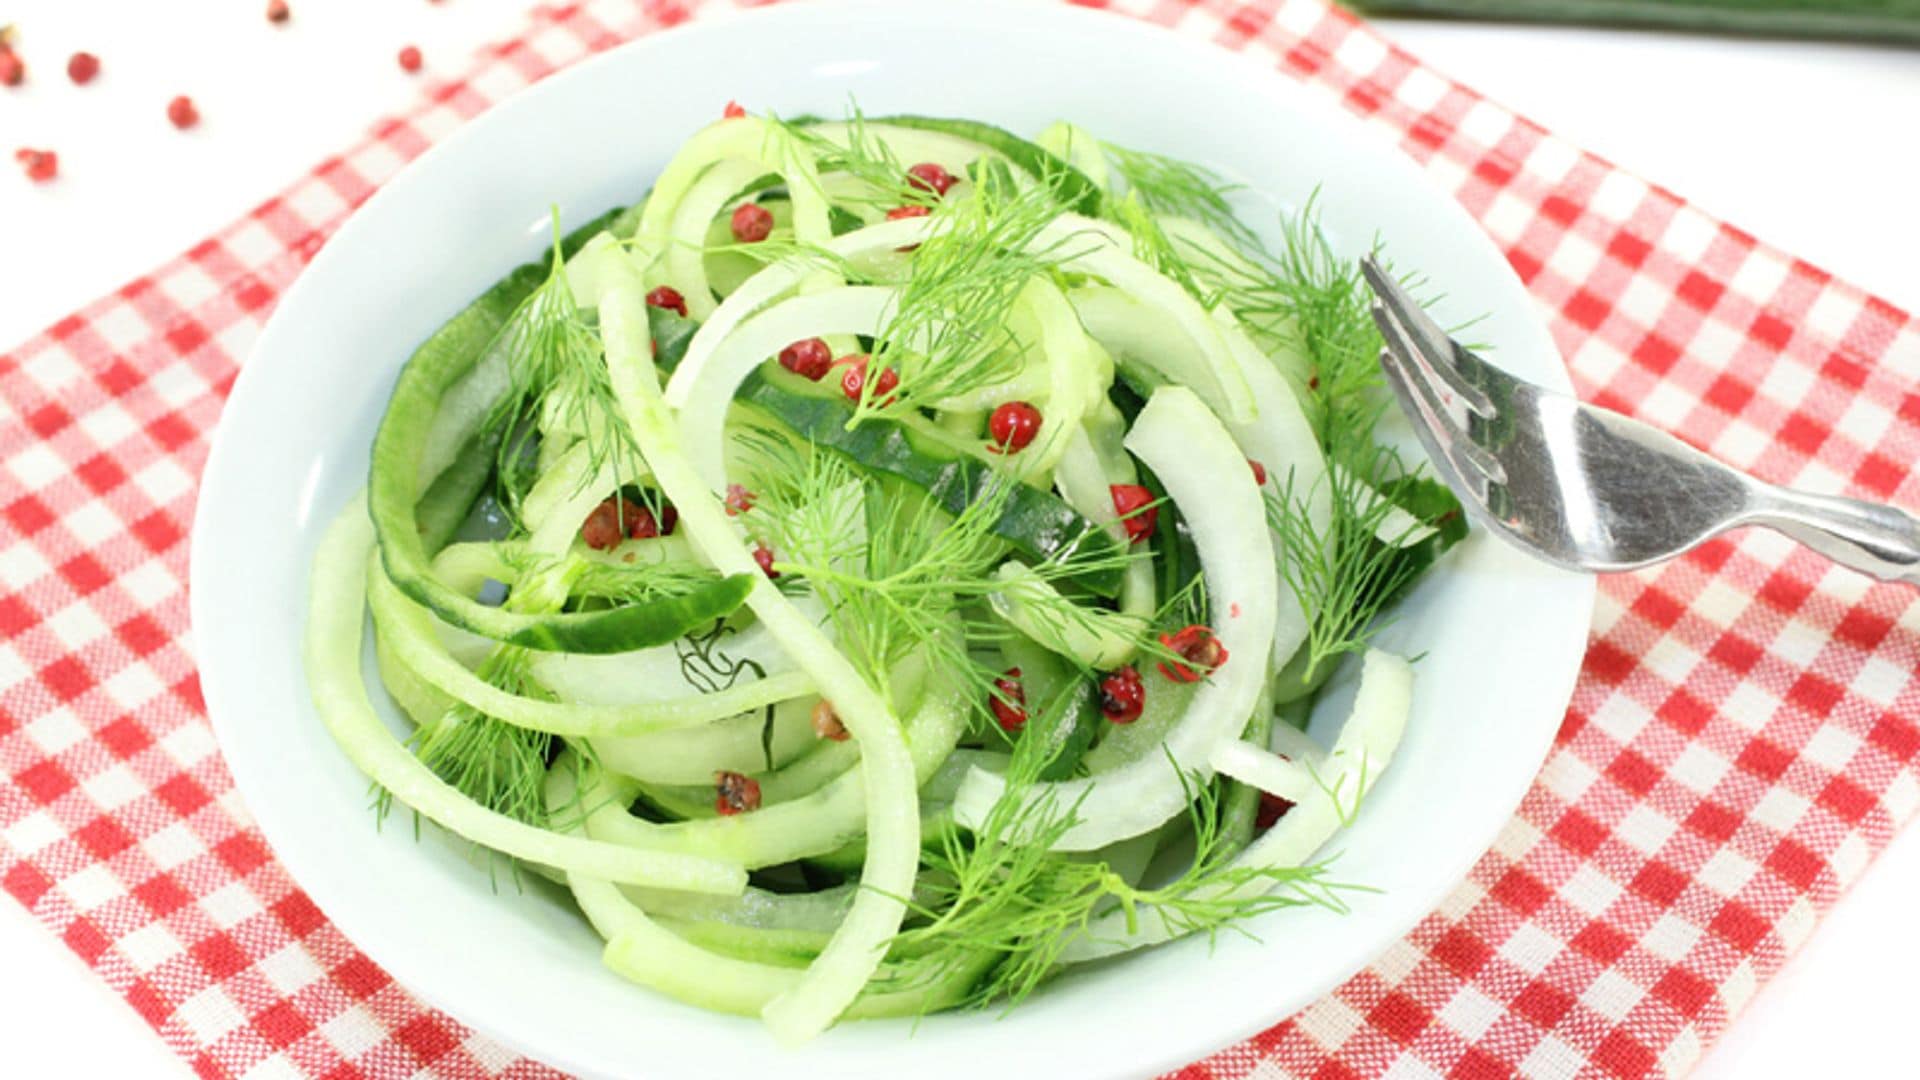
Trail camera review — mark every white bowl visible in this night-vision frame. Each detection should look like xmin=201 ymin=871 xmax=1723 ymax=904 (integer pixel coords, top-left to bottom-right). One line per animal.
xmin=191 ymin=3 xmax=1594 ymax=1077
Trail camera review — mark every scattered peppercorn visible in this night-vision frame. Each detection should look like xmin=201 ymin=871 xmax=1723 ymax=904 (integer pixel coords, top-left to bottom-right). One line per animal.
xmin=724 ymin=483 xmax=755 ymax=516
xmin=0 ymin=48 xmax=24 ymax=87
xmin=778 ymin=337 xmax=833 ymax=381
xmin=730 ymin=202 xmax=773 ymax=243
xmin=812 ymin=700 xmax=849 ymax=742
xmin=906 ymin=161 xmax=955 ymax=198
xmin=267 ymin=0 xmax=292 ymax=23
xmin=1255 ymin=791 xmax=1295 ymax=830
xmin=1109 ymin=484 xmax=1158 ymax=544
xmin=645 ymin=285 xmax=687 ymax=318
xmin=987 ymin=401 xmax=1042 ymax=454
xmin=836 ymin=354 xmax=898 ymax=407
xmin=714 ymin=771 xmax=762 ymax=815
xmin=886 ymin=204 xmax=931 ymax=221
xmin=579 ymin=497 xmax=627 ymax=551
xmin=990 ymin=668 xmax=1028 ymax=732
xmin=1248 ymin=458 xmax=1267 ymax=486
xmin=66 ymin=51 xmax=98 ymax=86
xmin=1097 ymin=667 xmax=1145 ymax=723
xmin=398 ymin=45 xmax=423 ymax=73
xmin=752 ymin=544 xmax=779 ymax=579
xmin=625 ymin=505 xmax=660 ymax=540
xmin=579 ymin=496 xmax=663 ymax=550
xmin=14 ymin=148 xmax=57 ymax=183
xmin=1157 ymin=624 xmax=1228 ymax=683
xmin=722 ymin=100 xmax=746 ymax=119
xmin=167 ymin=95 xmax=199 ymax=129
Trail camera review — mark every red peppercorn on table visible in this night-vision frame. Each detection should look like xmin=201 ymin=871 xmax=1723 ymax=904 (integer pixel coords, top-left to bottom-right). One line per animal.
xmin=3 ymin=2 xmax=1919 ymax=1078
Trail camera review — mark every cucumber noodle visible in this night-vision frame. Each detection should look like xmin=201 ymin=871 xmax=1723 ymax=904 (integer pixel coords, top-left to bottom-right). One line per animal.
xmin=305 ymin=110 xmax=1464 ymax=1040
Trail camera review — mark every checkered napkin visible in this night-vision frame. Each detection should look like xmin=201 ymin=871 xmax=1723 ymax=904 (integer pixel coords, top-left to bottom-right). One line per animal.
xmin=2 ymin=0 xmax=1916 ymax=1076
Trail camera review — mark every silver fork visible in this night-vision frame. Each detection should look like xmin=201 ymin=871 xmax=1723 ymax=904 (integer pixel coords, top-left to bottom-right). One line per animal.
xmin=1360 ymin=257 xmax=1920 ymax=584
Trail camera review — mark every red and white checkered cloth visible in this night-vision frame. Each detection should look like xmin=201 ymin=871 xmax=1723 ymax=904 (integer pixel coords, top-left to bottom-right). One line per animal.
xmin=2 ymin=0 xmax=1916 ymax=1076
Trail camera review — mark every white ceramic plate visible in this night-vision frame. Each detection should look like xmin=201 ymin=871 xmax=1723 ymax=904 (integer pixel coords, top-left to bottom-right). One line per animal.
xmin=191 ymin=3 xmax=1594 ymax=1077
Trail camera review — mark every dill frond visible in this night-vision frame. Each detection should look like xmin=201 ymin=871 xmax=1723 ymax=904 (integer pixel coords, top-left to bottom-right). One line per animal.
xmin=386 ymin=647 xmax=553 ymax=827
xmin=745 ymin=430 xmax=1149 ymax=710
xmin=1104 ymin=192 xmax=1208 ymax=302
xmin=483 ymin=210 xmax=641 ymax=532
xmin=869 ymin=747 xmax=1360 ymax=1010
xmin=500 ymin=547 xmax=727 ymax=609
xmin=570 ymin=559 xmax=732 ymax=606
xmin=1099 ymin=140 xmax=1262 ymax=253
xmin=767 ymin=104 xmax=940 ymax=217
xmin=859 ymin=160 xmax=1084 ymax=422
xmin=1266 ymin=439 xmax=1438 ymax=683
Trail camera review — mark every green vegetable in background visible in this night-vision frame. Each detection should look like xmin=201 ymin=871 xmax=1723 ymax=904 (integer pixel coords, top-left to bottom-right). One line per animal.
xmin=1343 ymin=0 xmax=1920 ymax=45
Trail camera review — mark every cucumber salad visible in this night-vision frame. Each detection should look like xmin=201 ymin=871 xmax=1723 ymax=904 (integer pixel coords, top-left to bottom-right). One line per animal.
xmin=305 ymin=106 xmax=1467 ymax=1042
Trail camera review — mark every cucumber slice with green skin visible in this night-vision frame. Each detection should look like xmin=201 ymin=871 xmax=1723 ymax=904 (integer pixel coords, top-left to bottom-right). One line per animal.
xmin=413 ymin=422 xmax=500 ymax=555
xmin=736 ymin=370 xmax=1125 ymax=597
xmin=367 ymin=564 xmax=808 ymax=736
xmin=869 ymin=115 xmax=1105 ymax=216
xmin=1215 ymin=698 xmax=1276 ymax=863
xmin=654 ymin=918 xmax=825 ymax=969
xmin=624 ymin=880 xmax=859 ymax=934
xmin=992 ymin=560 xmax=1144 ymax=671
xmin=1001 ymin=635 xmax=1101 ymax=782
xmin=1033 ymin=120 xmax=1111 ymax=191
xmin=1138 ymin=459 xmax=1205 ymax=623
xmin=801 ymin=804 xmax=960 ymax=876
xmin=367 ymin=214 xmax=755 ymax=653
xmin=581 ymin=664 xmax=967 ymax=868
xmin=308 ymin=501 xmax=748 ymax=894
xmin=650 ymin=306 xmax=700 ymax=375
xmin=410 ymin=209 xmax=621 ymax=494
xmin=593 ymin=696 xmax=817 ymax=788
xmin=596 ymin=896 xmax=997 ymax=1020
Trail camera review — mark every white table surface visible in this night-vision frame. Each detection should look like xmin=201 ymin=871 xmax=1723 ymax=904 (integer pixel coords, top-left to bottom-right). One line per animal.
xmin=1 ymin=2 xmax=1915 ymax=1076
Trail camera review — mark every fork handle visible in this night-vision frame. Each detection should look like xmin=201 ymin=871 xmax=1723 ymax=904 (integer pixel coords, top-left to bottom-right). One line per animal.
xmin=1748 ymin=486 xmax=1920 ymax=584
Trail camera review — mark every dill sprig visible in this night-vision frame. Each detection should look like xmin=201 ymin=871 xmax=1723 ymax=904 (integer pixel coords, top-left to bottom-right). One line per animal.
xmin=1099 ymin=140 xmax=1263 ymax=254
xmin=483 ymin=210 xmax=640 ymax=531
xmin=696 ymin=234 xmax=870 ymax=279
xmin=1216 ymin=203 xmax=1463 ymax=680
xmin=570 ymin=559 xmax=731 ymax=606
xmin=769 ymin=105 xmax=940 ymax=217
xmin=389 ymin=647 xmax=554 ymax=827
xmin=767 ymin=105 xmax=1089 ymax=421
xmin=871 ymin=745 xmax=1358 ymax=1010
xmin=1267 ymin=442 xmax=1430 ymax=683
xmin=1103 ymin=192 xmax=1208 ymax=302
xmin=745 ymin=432 xmax=1147 ymax=707
xmin=1090 ymin=145 xmax=1462 ymax=677
xmin=501 ymin=548 xmax=726 ymax=609
xmin=385 ymin=552 xmax=663 ymax=830
xmin=1216 ymin=200 xmax=1388 ymax=431
xmin=749 ymin=435 xmax=1011 ymax=695
xmin=1095 ymin=134 xmax=1392 ymax=425
xmin=856 ymin=159 xmax=1082 ymax=423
